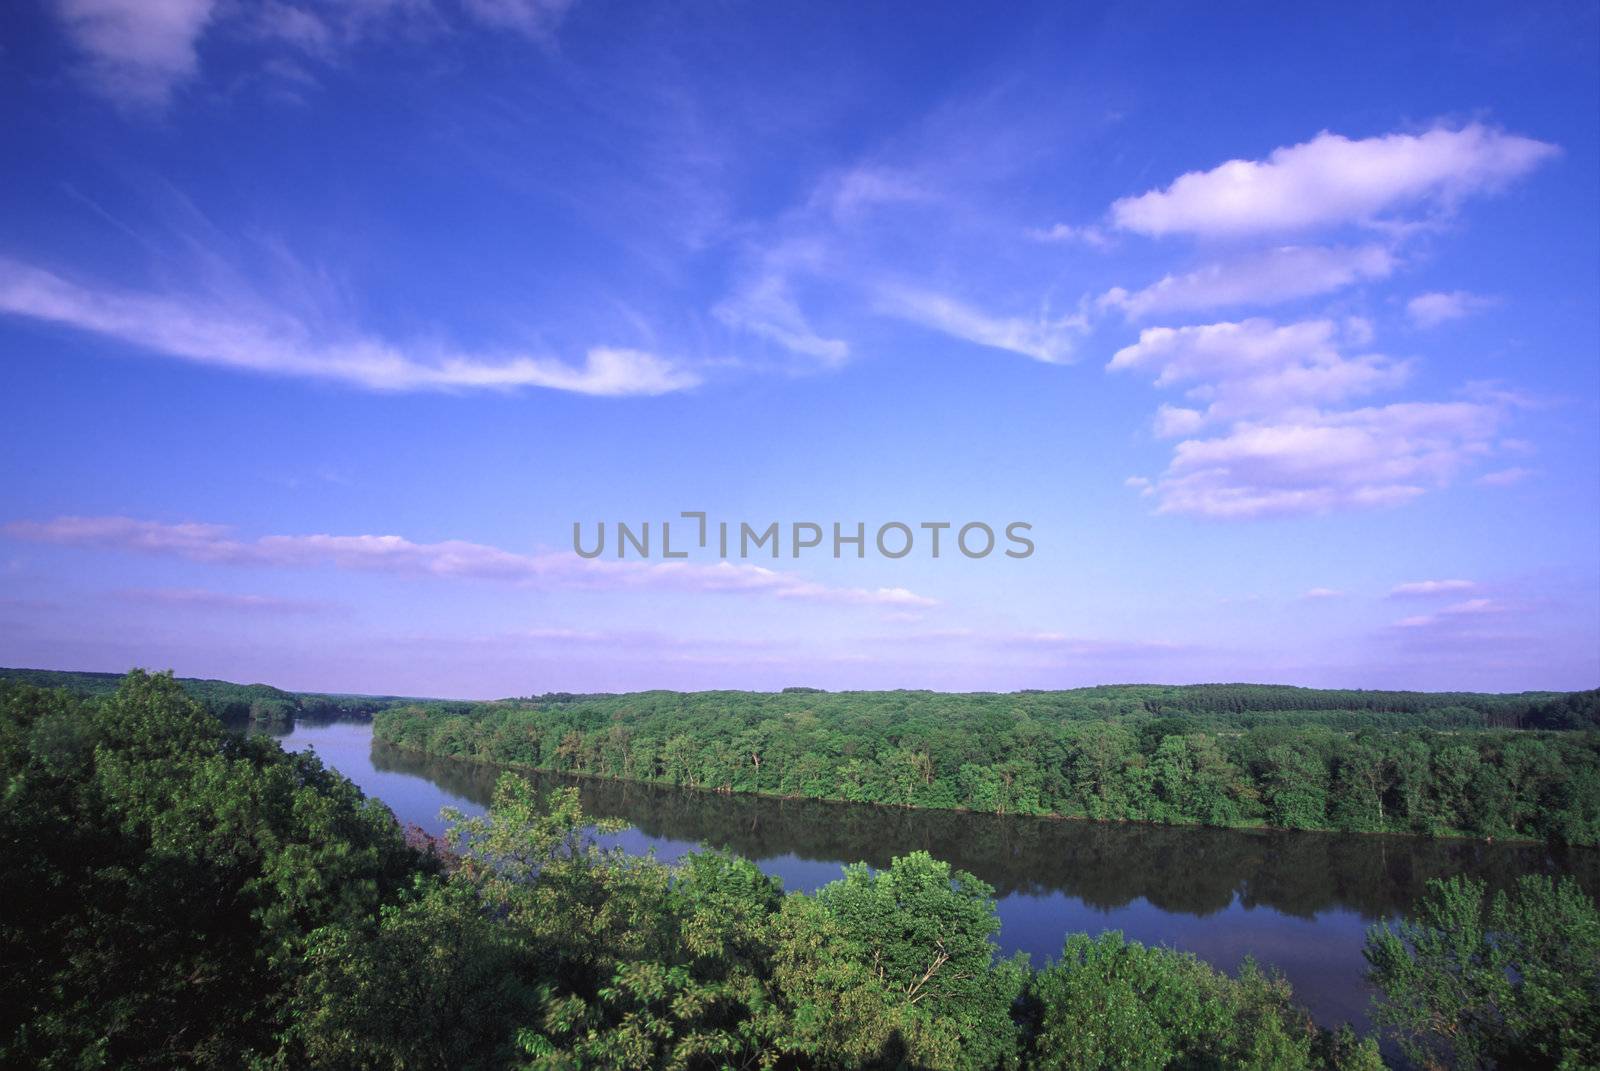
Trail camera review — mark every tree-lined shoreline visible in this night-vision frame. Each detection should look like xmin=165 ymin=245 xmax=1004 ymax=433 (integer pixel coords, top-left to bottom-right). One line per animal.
xmin=372 ymin=686 xmax=1600 ymax=847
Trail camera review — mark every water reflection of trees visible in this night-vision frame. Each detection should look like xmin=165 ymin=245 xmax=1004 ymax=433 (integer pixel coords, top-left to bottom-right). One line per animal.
xmin=372 ymin=741 xmax=1598 ymax=922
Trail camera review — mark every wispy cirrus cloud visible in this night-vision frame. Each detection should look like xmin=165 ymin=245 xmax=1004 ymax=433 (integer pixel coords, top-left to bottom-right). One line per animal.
xmin=458 ymin=0 xmax=576 ymax=40
xmin=0 ymin=258 xmax=697 ymax=396
xmin=51 ymin=0 xmax=218 ymax=109
xmin=875 ymin=286 xmax=1086 ymax=364
xmin=52 ymin=0 xmax=580 ymax=110
xmin=115 ymin=586 xmax=332 ymax=614
xmin=713 ymin=273 xmax=849 ymax=366
xmin=4 ymin=516 xmax=936 ymax=609
xmin=1109 ymin=124 xmax=1559 ymax=238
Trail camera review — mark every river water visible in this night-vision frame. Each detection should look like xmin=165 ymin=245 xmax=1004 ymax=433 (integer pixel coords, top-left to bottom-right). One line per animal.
xmin=274 ymin=719 xmax=1599 ymax=1032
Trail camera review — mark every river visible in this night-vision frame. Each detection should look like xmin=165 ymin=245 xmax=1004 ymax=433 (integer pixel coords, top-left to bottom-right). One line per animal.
xmin=273 ymin=719 xmax=1599 ymax=1033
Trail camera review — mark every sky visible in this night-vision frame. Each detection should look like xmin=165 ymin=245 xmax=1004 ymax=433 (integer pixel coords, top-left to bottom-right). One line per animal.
xmin=1 ymin=0 xmax=1597 ymax=698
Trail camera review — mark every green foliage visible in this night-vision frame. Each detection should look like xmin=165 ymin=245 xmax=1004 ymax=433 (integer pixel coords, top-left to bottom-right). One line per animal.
xmin=373 ymin=685 xmax=1600 ymax=845
xmin=1365 ymin=874 xmax=1600 ymax=1069
xmin=1022 ymin=932 xmax=1384 ymax=1070
xmin=296 ymin=877 xmax=535 ymax=1071
xmin=0 ymin=672 xmax=421 ymax=1068
xmin=11 ymin=669 xmax=1598 ymax=1069
xmin=779 ymin=851 xmax=1025 ymax=1069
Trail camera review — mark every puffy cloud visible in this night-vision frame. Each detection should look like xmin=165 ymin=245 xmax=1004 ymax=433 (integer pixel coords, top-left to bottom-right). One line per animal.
xmin=1100 ymin=244 xmax=1396 ymax=319
xmin=4 ymin=516 xmax=936 ymax=608
xmin=1389 ymin=579 xmax=1478 ymax=598
xmin=1145 ymin=401 xmax=1502 ymax=518
xmin=1407 ymin=290 xmax=1497 ymax=328
xmin=0 ymin=258 xmax=697 ymax=396
xmin=876 ymin=286 xmax=1086 ymax=364
xmin=1111 ymin=124 xmax=1558 ymax=237
xmin=51 ymin=0 xmax=217 ymax=108
xmin=1109 ymin=317 xmax=1411 ymax=431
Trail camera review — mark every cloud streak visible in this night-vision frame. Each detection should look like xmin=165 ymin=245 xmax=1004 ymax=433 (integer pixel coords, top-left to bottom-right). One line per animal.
xmin=1100 ymin=244 xmax=1396 ymax=319
xmin=115 ymin=586 xmax=332 ymax=614
xmin=0 ymin=259 xmax=698 ymax=396
xmin=1389 ymin=579 xmax=1478 ymax=598
xmin=714 ymin=274 xmax=849 ymax=365
xmin=876 ymin=286 xmax=1086 ymax=364
xmin=4 ymin=516 xmax=936 ymax=609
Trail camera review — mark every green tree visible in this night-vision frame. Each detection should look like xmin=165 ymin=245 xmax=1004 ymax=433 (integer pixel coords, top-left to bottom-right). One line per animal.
xmin=1365 ymin=874 xmax=1600 ymax=1069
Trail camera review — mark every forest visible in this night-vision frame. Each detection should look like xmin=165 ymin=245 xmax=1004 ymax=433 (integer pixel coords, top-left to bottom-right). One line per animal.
xmin=0 ymin=666 xmax=406 ymax=730
xmin=374 ymin=686 xmax=1600 ymax=846
xmin=4 ymin=671 xmax=1597 ymax=1069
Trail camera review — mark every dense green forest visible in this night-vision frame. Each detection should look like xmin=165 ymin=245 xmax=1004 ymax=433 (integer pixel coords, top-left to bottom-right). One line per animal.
xmin=4 ymin=672 xmax=1597 ymax=1069
xmin=374 ymin=686 xmax=1600 ymax=846
xmin=0 ymin=666 xmax=406 ymax=729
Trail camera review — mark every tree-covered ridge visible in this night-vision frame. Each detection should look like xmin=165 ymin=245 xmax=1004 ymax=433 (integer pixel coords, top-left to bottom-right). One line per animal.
xmin=376 ymin=687 xmax=1600 ymax=845
xmin=0 ymin=666 xmax=409 ymax=729
xmin=516 ymin=684 xmax=1600 ymax=730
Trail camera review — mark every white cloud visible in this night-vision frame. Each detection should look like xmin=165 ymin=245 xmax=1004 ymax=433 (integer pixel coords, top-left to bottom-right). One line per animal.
xmin=1027 ymin=223 xmax=1111 ymax=248
xmin=877 ymin=287 xmax=1086 ymax=364
xmin=1111 ymin=124 xmax=1558 ymax=237
xmin=458 ymin=0 xmax=575 ymax=38
xmin=1100 ymin=244 xmax=1396 ymax=319
xmin=1143 ymin=401 xmax=1502 ymax=518
xmin=51 ymin=0 xmax=217 ymax=108
xmin=1407 ymin=290 xmax=1496 ymax=328
xmin=1303 ymin=587 xmax=1344 ymax=600
xmin=1109 ymin=317 xmax=1411 ymax=431
xmin=1477 ymin=466 xmax=1534 ymax=487
xmin=714 ymin=274 xmax=849 ymax=365
xmin=815 ymin=166 xmax=934 ymax=218
xmin=1390 ymin=579 xmax=1478 ymax=598
xmin=4 ymin=516 xmax=936 ymax=609
xmin=115 ymin=586 xmax=329 ymax=613
xmin=0 ymin=258 xmax=697 ymax=396
xmin=1394 ymin=597 xmax=1505 ymax=629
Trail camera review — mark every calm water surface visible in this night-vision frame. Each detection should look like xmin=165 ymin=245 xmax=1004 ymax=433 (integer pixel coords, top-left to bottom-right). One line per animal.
xmin=275 ymin=719 xmax=1599 ymax=1032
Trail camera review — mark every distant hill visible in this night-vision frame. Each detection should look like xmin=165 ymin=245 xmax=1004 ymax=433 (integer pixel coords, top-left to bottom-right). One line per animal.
xmin=0 ymin=667 xmax=410 ymax=729
xmin=5 ymin=667 xmax=1595 ymax=733
xmin=504 ymin=681 xmax=1600 ymax=731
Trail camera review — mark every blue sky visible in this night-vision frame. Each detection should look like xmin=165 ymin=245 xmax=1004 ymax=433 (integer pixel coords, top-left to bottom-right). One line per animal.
xmin=1 ymin=0 xmax=1596 ymax=697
